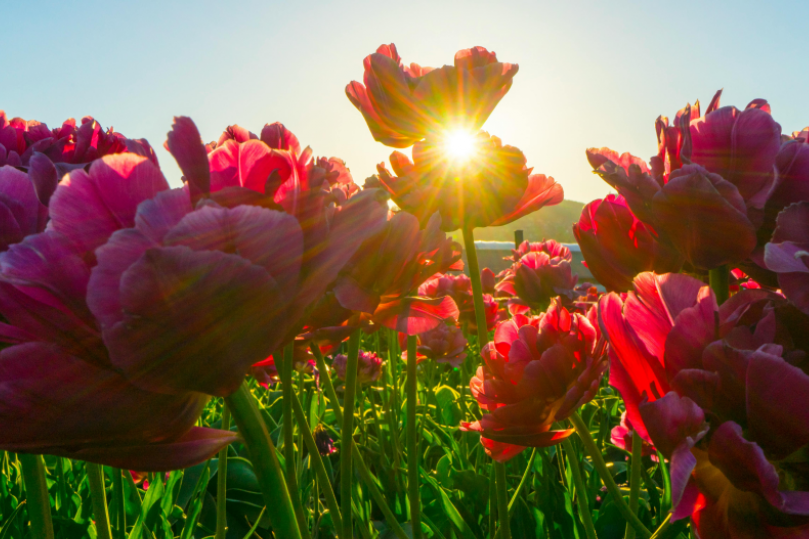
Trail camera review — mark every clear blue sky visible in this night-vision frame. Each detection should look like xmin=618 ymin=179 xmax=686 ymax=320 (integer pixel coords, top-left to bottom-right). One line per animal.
xmin=4 ymin=0 xmax=808 ymax=203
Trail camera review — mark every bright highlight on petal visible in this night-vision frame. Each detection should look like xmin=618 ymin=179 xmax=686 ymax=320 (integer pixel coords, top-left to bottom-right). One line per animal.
xmin=444 ymin=129 xmax=476 ymax=161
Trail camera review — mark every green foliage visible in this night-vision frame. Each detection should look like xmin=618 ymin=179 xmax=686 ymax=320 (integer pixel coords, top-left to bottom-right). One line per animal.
xmin=0 ymin=329 xmax=683 ymax=538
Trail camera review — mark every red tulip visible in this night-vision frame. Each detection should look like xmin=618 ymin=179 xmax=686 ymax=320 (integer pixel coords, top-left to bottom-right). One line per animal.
xmin=600 ymin=272 xmax=809 ymax=536
xmin=690 ymin=90 xmax=782 ymax=213
xmin=86 ymin=117 xmax=387 ymax=398
xmin=762 ymin=130 xmax=809 ymax=240
xmin=346 ymin=44 xmax=518 ymax=147
xmin=461 ymin=300 xmax=606 ymax=462
xmin=764 ymin=202 xmax=809 ymax=314
xmin=0 ymin=154 xmax=236 ymax=470
xmin=574 ymin=194 xmax=682 ymax=291
xmin=375 ymin=131 xmax=563 ymax=231
xmin=333 ymin=350 xmax=384 ymax=384
xmin=418 ymin=272 xmax=498 ymax=331
xmin=400 ymin=321 xmax=468 ymax=367
xmin=251 ymin=343 xmax=316 ymax=388
xmin=495 ymin=241 xmax=578 ymax=312
xmin=651 ymin=164 xmax=757 ymax=269
xmin=0 ymin=165 xmax=48 ymax=251
xmin=610 ymin=412 xmax=657 ymax=460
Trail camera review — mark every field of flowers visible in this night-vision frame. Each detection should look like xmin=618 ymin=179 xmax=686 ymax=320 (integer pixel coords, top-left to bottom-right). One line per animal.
xmin=0 ymin=42 xmax=807 ymax=539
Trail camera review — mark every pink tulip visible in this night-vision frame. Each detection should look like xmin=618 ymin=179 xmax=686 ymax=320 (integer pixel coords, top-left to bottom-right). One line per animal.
xmin=764 ymin=202 xmax=809 ymax=314
xmin=495 ymin=241 xmax=578 ymax=312
xmin=400 ymin=321 xmax=468 ymax=367
xmin=333 ymin=350 xmax=384 ymax=384
xmin=0 ymin=153 xmax=236 ymax=470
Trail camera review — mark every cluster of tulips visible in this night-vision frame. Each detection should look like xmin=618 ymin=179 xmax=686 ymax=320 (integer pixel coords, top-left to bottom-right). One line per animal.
xmin=0 ymin=41 xmax=807 ymax=539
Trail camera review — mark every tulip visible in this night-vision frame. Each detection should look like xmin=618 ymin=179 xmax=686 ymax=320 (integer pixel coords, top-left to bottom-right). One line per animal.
xmin=400 ymin=321 xmax=468 ymax=367
xmin=509 ymin=239 xmax=571 ymax=262
xmin=461 ymin=300 xmax=606 ymax=462
xmin=418 ymin=272 xmax=498 ymax=331
xmin=764 ymin=202 xmax=809 ymax=314
xmin=610 ymin=412 xmax=657 ymax=460
xmin=652 ymin=164 xmax=757 ymax=269
xmin=0 ymin=165 xmax=48 ymax=251
xmin=89 ymin=117 xmax=388 ymax=398
xmin=761 ymin=130 xmax=809 ymax=240
xmin=313 ymin=425 xmax=337 ymax=457
xmin=574 ymin=194 xmax=682 ymax=291
xmin=495 ymin=242 xmax=578 ymax=312
xmin=0 ymin=154 xmax=237 ymax=470
xmin=375 ymin=131 xmax=563 ymax=231
xmin=690 ymin=90 xmax=782 ymax=213
xmin=600 ymin=271 xmax=809 ymax=536
xmin=251 ymin=344 xmax=316 ymax=388
xmin=332 ymin=350 xmax=383 ymax=384
xmin=346 ymin=44 xmax=518 ymax=147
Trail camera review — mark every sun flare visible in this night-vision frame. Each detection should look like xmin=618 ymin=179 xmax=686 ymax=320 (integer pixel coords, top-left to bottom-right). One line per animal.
xmin=444 ymin=130 xmax=476 ymax=161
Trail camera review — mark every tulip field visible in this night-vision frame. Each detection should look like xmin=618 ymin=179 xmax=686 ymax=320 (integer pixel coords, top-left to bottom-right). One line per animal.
xmin=1 ymin=42 xmax=808 ymax=539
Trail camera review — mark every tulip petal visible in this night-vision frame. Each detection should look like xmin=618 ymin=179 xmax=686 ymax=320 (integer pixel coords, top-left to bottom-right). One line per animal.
xmin=166 ymin=117 xmax=210 ymax=198
xmin=52 ymin=426 xmax=239 ymax=472
xmin=746 ymin=351 xmax=809 ymax=459
xmin=374 ymin=296 xmax=459 ymax=335
xmin=49 ymin=154 xmax=169 ymax=254
xmin=105 ymin=246 xmax=286 ymax=396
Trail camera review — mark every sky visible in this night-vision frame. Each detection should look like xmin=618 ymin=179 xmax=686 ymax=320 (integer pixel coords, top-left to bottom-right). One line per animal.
xmin=4 ymin=0 xmax=808 ymax=203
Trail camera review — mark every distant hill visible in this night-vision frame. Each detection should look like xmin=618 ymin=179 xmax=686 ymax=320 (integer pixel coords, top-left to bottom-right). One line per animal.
xmin=450 ymin=199 xmax=585 ymax=244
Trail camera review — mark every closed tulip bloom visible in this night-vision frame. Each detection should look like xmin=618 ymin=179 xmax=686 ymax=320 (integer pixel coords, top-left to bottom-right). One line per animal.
xmin=376 ymin=131 xmax=563 ymax=231
xmin=346 ymin=44 xmax=518 ymax=147
xmin=87 ymin=117 xmax=387 ymax=398
xmin=461 ymin=300 xmax=606 ymax=462
xmin=0 ymin=154 xmax=236 ymax=470
xmin=574 ymin=194 xmax=682 ymax=291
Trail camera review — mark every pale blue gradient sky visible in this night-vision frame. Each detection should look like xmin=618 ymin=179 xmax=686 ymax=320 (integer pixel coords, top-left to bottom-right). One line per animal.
xmin=4 ymin=0 xmax=808 ymax=202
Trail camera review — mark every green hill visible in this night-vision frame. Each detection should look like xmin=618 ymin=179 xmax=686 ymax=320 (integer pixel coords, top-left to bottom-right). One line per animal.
xmin=450 ymin=199 xmax=585 ymax=244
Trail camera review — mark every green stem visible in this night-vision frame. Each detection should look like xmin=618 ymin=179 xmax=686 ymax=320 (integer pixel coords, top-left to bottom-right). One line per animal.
xmin=225 ymin=382 xmax=302 ymax=539
xmin=406 ymin=334 xmax=422 ymax=539
xmin=281 ymin=345 xmax=311 ymax=539
xmin=563 ymin=439 xmax=598 ymax=539
xmin=313 ymin=345 xmax=408 ymax=539
xmin=113 ymin=469 xmax=126 ymax=539
xmin=56 ymin=457 xmax=69 ymax=520
xmin=19 ymin=454 xmax=54 ymax=539
xmin=494 ymin=462 xmax=511 ymax=539
xmin=488 ymin=465 xmax=497 ymax=538
xmin=508 ymin=449 xmax=536 ymax=513
xmin=624 ymin=431 xmax=643 ymax=539
xmin=215 ymin=404 xmax=231 ymax=539
xmin=341 ymin=331 xmax=361 ymax=539
xmin=87 ymin=462 xmax=113 ymax=539
xmin=289 ymin=387 xmax=344 ymax=536
xmin=462 ymin=226 xmax=491 ymax=350
xmin=570 ymin=412 xmax=651 ymax=539
xmin=709 ymin=265 xmax=730 ymax=305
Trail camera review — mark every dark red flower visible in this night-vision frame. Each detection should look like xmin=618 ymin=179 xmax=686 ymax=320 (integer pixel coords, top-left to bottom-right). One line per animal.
xmin=461 ymin=300 xmax=606 ymax=462
xmin=495 ymin=241 xmax=578 ymax=312
xmin=346 ymin=44 xmax=518 ymax=147
xmin=333 ymin=350 xmax=384 ymax=384
xmin=86 ymin=117 xmax=387 ymax=398
xmin=574 ymin=194 xmax=682 ymax=291
xmin=764 ymin=202 xmax=809 ymax=314
xmin=401 ymin=321 xmax=468 ymax=367
xmin=0 ymin=165 xmax=48 ymax=251
xmin=418 ymin=272 xmax=498 ymax=331
xmin=0 ymin=154 xmax=237 ymax=470
xmin=376 ymin=131 xmax=563 ymax=231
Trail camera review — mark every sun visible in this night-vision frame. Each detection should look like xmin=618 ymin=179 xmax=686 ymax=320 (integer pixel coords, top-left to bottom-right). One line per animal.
xmin=444 ymin=129 xmax=476 ymax=161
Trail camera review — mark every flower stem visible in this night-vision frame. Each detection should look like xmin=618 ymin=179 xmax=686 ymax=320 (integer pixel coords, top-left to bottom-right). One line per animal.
xmin=494 ymin=462 xmax=512 ymax=539
xmin=87 ymin=462 xmax=113 ymax=539
xmin=19 ymin=453 xmax=54 ymax=539
xmin=508 ymin=448 xmax=536 ymax=513
xmin=406 ymin=334 xmax=422 ymax=539
xmin=225 ymin=382 xmax=302 ymax=539
xmin=112 ymin=469 xmax=126 ymax=539
xmin=570 ymin=412 xmax=651 ymax=539
xmin=289 ymin=386 xmax=344 ymax=536
xmin=56 ymin=457 xmax=69 ymax=520
xmin=462 ymin=226 xmax=491 ymax=349
xmin=709 ymin=265 xmax=730 ymax=305
xmin=215 ymin=403 xmax=231 ymax=539
xmin=280 ymin=344 xmax=312 ymax=539
xmin=624 ymin=431 xmax=643 ymax=539
xmin=310 ymin=343 xmax=342 ymax=423
xmin=341 ymin=330 xmax=361 ymax=539
xmin=563 ymin=439 xmax=598 ymax=539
